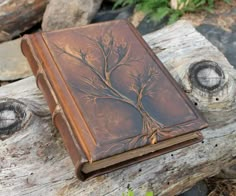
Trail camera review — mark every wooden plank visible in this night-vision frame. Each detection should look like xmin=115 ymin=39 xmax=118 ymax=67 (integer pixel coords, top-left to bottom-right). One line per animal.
xmin=0 ymin=20 xmax=236 ymax=195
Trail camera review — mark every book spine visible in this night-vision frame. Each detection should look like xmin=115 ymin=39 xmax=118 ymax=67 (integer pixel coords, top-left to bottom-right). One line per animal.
xmin=21 ymin=35 xmax=86 ymax=181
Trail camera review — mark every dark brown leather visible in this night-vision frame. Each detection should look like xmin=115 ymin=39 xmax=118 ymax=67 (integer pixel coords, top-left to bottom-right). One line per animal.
xmin=21 ymin=20 xmax=207 ymax=181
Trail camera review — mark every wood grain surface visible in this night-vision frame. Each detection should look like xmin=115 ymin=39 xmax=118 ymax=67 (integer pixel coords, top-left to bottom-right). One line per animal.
xmin=0 ymin=20 xmax=236 ymax=196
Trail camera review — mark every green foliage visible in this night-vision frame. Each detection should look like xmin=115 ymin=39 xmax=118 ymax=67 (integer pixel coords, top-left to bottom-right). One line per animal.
xmin=122 ymin=190 xmax=135 ymax=196
xmin=122 ymin=190 xmax=153 ymax=196
xmin=113 ymin=0 xmax=231 ymax=24
xmin=145 ymin=192 xmax=154 ymax=196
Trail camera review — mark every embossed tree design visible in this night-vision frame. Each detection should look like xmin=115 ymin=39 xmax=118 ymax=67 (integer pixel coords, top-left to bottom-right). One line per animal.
xmin=55 ymin=31 xmax=172 ymax=146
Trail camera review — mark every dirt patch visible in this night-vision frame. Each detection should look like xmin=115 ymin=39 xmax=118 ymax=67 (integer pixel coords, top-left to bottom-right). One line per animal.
xmin=182 ymin=0 xmax=236 ymax=31
xmin=206 ymin=177 xmax=236 ymax=196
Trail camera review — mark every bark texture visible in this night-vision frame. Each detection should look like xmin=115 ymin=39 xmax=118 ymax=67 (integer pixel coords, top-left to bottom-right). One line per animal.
xmin=0 ymin=0 xmax=48 ymax=42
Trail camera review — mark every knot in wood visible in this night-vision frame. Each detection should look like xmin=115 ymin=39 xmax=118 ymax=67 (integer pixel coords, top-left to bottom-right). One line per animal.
xmin=189 ymin=60 xmax=225 ymax=93
xmin=187 ymin=60 xmax=236 ymax=111
xmin=0 ymin=98 xmax=31 ymax=140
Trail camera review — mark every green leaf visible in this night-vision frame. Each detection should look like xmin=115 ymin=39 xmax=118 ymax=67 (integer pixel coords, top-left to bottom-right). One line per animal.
xmin=113 ymin=0 xmax=224 ymax=24
xmin=223 ymin=0 xmax=231 ymax=3
xmin=137 ymin=0 xmax=159 ymax=13
xmin=146 ymin=191 xmax=154 ymax=196
xmin=168 ymin=12 xmax=181 ymax=24
xmin=112 ymin=0 xmax=136 ymax=9
xmin=203 ymin=6 xmax=213 ymax=13
xmin=207 ymin=0 xmax=214 ymax=7
xmin=151 ymin=7 xmax=170 ymax=21
xmin=195 ymin=0 xmax=206 ymax=7
xmin=113 ymin=0 xmax=125 ymax=9
xmin=127 ymin=190 xmax=134 ymax=196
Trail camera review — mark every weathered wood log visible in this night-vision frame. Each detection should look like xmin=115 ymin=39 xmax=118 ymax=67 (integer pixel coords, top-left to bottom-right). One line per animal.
xmin=0 ymin=0 xmax=48 ymax=43
xmin=1 ymin=20 xmax=236 ymax=195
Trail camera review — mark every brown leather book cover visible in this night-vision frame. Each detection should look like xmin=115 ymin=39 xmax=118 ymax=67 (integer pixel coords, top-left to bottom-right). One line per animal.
xmin=21 ymin=20 xmax=208 ymax=181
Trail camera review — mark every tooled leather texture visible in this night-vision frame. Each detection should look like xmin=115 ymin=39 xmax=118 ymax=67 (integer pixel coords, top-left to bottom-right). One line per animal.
xmin=21 ymin=20 xmax=207 ymax=180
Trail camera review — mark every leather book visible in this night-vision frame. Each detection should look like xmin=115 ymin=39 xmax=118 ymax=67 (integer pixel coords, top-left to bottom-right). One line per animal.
xmin=21 ymin=20 xmax=208 ymax=181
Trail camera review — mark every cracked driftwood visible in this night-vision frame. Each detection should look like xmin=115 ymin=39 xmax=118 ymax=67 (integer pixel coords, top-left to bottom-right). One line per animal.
xmin=1 ymin=20 xmax=236 ymax=195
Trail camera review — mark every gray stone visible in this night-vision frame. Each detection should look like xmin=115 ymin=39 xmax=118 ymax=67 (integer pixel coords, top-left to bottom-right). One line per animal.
xmin=179 ymin=180 xmax=208 ymax=196
xmin=231 ymin=24 xmax=236 ymax=32
xmin=115 ymin=5 xmax=134 ymax=20
xmin=197 ymin=24 xmax=236 ymax=68
xmin=137 ymin=15 xmax=168 ymax=35
xmin=92 ymin=5 xmax=134 ymax=23
xmin=42 ymin=0 xmax=103 ymax=31
xmin=0 ymin=38 xmax=32 ymax=81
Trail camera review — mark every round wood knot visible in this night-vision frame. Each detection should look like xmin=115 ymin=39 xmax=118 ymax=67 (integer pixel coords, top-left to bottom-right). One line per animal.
xmin=189 ymin=60 xmax=225 ymax=92
xmin=0 ymin=98 xmax=31 ymax=140
xmin=187 ymin=60 xmax=236 ymax=111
